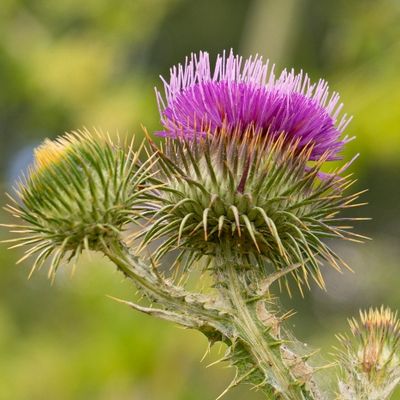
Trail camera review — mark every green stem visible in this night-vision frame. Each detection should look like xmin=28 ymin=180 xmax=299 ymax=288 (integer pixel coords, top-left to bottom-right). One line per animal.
xmin=103 ymin=239 xmax=321 ymax=399
xmin=228 ymin=264 xmax=307 ymax=399
xmin=103 ymin=239 xmax=233 ymax=341
xmin=214 ymin=249 xmax=320 ymax=400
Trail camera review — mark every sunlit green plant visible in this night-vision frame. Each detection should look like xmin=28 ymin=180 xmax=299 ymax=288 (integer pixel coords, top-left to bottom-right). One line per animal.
xmin=4 ymin=51 xmax=399 ymax=400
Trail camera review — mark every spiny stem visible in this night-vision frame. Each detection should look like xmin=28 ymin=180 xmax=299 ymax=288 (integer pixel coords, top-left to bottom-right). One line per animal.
xmin=103 ymin=239 xmax=322 ymax=399
xmin=214 ymin=239 xmax=321 ymax=400
xmin=225 ymin=263 xmax=311 ymax=399
xmin=102 ymin=239 xmax=233 ymax=341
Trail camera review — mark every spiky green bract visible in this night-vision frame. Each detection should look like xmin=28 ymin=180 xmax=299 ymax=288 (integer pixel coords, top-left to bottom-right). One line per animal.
xmin=4 ymin=129 xmax=153 ymax=278
xmin=139 ymin=127 xmax=363 ymax=292
xmin=335 ymin=306 xmax=400 ymax=400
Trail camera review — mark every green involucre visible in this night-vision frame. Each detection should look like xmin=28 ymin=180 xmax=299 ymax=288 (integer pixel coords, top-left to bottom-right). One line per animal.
xmin=5 ymin=129 xmax=152 ymax=277
xmin=138 ymin=130 xmax=365 ymax=292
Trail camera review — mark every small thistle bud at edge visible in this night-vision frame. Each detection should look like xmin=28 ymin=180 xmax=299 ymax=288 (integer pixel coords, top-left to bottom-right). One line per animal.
xmin=335 ymin=307 xmax=400 ymax=400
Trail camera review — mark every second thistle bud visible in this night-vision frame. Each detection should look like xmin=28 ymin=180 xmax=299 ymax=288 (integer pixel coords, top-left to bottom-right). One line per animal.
xmin=5 ymin=129 xmax=150 ymax=277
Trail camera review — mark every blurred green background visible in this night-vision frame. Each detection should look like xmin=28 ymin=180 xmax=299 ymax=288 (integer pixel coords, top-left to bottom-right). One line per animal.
xmin=1 ymin=0 xmax=399 ymax=399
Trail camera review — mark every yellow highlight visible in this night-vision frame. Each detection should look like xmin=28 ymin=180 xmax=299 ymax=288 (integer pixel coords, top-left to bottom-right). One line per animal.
xmin=34 ymin=138 xmax=71 ymax=173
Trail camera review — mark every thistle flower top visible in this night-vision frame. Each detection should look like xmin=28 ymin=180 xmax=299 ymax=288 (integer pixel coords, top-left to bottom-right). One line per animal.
xmin=156 ymin=51 xmax=352 ymax=160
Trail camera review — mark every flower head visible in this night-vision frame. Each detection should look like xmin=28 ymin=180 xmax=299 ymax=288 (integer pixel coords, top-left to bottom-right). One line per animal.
xmin=5 ymin=129 xmax=149 ymax=279
xmin=156 ymin=50 xmax=351 ymax=161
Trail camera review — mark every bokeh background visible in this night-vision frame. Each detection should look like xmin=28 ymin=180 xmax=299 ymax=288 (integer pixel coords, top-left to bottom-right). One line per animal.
xmin=1 ymin=0 xmax=400 ymax=399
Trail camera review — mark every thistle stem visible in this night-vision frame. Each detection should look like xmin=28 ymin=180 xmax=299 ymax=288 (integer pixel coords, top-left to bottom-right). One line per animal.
xmin=216 ymin=252 xmax=318 ymax=400
xmin=103 ymin=239 xmax=233 ymax=341
xmin=104 ymin=239 xmax=321 ymax=399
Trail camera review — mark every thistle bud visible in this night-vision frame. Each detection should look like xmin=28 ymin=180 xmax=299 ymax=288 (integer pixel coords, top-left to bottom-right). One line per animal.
xmin=336 ymin=306 xmax=400 ymax=400
xmin=4 ymin=129 xmax=149 ymax=277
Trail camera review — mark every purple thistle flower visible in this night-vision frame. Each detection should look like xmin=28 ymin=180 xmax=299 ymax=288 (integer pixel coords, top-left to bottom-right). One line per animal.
xmin=155 ymin=50 xmax=352 ymax=161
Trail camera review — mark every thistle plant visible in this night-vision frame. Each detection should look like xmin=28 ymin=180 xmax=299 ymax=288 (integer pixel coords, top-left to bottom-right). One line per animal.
xmin=3 ymin=50 xmax=399 ymax=400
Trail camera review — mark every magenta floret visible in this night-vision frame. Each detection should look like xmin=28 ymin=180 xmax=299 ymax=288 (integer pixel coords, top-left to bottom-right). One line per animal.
xmin=155 ymin=51 xmax=352 ymax=160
